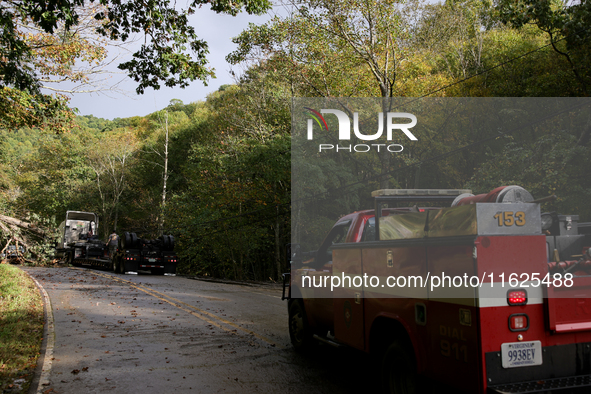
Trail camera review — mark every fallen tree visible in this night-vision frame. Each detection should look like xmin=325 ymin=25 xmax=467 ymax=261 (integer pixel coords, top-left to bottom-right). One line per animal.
xmin=0 ymin=213 xmax=56 ymax=264
xmin=0 ymin=214 xmax=46 ymax=237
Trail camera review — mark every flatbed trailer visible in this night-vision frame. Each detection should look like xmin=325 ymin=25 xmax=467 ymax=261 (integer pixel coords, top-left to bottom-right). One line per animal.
xmin=56 ymin=211 xmax=178 ymax=275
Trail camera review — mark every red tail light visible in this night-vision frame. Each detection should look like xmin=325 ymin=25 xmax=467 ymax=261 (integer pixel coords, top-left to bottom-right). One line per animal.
xmin=507 ymin=289 xmax=527 ymax=306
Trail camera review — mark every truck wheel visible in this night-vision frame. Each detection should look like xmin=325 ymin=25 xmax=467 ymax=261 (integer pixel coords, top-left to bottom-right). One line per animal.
xmin=130 ymin=233 xmax=138 ymax=248
xmin=118 ymin=257 xmax=125 ymax=274
xmin=67 ymin=252 xmax=80 ymax=267
xmin=121 ymin=232 xmax=130 ymax=249
xmin=382 ymin=341 xmax=418 ymax=394
xmin=288 ymin=300 xmax=314 ymax=352
xmin=160 ymin=235 xmax=170 ymax=251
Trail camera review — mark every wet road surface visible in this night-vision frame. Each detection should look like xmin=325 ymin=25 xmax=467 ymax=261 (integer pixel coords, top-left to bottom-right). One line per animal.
xmin=22 ymin=267 xmax=380 ymax=394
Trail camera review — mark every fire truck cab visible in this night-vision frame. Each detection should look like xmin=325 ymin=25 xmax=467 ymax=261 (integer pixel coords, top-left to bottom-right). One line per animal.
xmin=285 ymin=186 xmax=591 ymax=393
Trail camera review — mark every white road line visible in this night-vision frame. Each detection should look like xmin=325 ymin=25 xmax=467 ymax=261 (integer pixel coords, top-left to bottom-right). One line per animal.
xmin=24 ymin=271 xmax=55 ymax=393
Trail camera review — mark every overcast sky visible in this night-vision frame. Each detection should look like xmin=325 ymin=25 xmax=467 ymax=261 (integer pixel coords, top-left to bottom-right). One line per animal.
xmin=67 ymin=7 xmax=276 ymax=120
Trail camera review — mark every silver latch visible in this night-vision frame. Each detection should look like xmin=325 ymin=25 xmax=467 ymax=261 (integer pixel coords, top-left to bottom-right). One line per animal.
xmin=565 ymin=216 xmax=572 ymax=231
xmin=354 ymin=293 xmax=361 ymax=304
xmin=387 ymin=250 xmax=393 ymax=267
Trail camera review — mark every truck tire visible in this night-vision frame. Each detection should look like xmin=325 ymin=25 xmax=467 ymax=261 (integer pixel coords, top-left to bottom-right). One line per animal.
xmin=288 ymin=300 xmax=314 ymax=352
xmin=160 ymin=235 xmax=170 ymax=251
xmin=118 ymin=256 xmax=126 ymax=274
xmin=151 ymin=268 xmax=165 ymax=275
xmin=68 ymin=251 xmax=81 ymax=267
xmin=382 ymin=340 xmax=418 ymax=394
xmin=130 ymin=233 xmax=138 ymax=248
xmin=164 ymin=261 xmax=176 ymax=275
xmin=122 ymin=232 xmax=131 ymax=249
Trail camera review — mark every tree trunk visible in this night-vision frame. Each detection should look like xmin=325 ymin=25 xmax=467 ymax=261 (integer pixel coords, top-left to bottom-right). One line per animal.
xmin=113 ymin=203 xmax=119 ymax=232
xmin=160 ymin=112 xmax=169 ymax=236
xmin=0 ymin=214 xmax=46 ymax=236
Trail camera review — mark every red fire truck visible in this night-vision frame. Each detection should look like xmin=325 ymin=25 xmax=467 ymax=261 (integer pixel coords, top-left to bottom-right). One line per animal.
xmin=284 ymin=186 xmax=591 ymax=393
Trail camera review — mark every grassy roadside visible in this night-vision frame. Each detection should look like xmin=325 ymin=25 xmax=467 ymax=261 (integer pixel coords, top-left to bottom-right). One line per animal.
xmin=0 ymin=263 xmax=44 ymax=393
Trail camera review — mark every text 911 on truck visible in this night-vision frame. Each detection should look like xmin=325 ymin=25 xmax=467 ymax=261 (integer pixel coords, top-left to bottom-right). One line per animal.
xmin=283 ymin=186 xmax=591 ymax=394
xmin=55 ymin=211 xmax=179 ymax=275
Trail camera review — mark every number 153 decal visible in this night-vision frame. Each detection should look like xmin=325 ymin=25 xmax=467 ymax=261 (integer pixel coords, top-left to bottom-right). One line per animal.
xmin=493 ymin=211 xmax=526 ymax=227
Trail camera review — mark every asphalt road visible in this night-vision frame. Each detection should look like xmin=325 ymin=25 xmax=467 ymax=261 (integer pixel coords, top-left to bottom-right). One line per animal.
xmin=22 ymin=267 xmax=380 ymax=394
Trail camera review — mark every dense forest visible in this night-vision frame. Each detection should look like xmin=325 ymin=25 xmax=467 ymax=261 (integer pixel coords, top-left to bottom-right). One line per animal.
xmin=1 ymin=0 xmax=590 ymax=280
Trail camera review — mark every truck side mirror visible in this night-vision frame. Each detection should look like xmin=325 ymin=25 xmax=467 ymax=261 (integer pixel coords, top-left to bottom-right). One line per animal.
xmin=286 ymin=243 xmax=302 ymax=264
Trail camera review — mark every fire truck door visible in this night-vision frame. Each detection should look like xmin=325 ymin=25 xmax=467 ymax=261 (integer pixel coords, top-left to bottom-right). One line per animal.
xmin=332 ymin=246 xmax=365 ymax=350
xmin=427 ymin=243 xmax=480 ymax=392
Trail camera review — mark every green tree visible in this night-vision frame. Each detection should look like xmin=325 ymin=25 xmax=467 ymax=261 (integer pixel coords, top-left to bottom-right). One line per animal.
xmin=229 ymin=0 xmax=433 ymax=97
xmin=124 ymin=108 xmax=190 ymax=236
xmin=16 ymin=131 xmax=95 ymax=218
xmin=163 ymin=69 xmax=291 ymax=280
xmin=497 ymin=0 xmax=591 ymax=96
xmin=1 ymin=4 xmax=111 ymax=131
xmin=87 ymin=130 xmax=138 ymax=236
xmin=229 ymin=0 xmax=458 ymax=192
xmin=495 ymin=0 xmax=591 ymax=147
xmin=0 ymin=0 xmax=272 ymax=129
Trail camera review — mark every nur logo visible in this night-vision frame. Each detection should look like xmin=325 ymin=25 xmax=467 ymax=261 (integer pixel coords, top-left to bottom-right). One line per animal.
xmin=304 ymin=108 xmax=417 ymax=153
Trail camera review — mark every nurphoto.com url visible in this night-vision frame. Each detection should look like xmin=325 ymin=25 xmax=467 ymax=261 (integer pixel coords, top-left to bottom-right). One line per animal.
xmin=300 ymin=272 xmax=574 ymax=292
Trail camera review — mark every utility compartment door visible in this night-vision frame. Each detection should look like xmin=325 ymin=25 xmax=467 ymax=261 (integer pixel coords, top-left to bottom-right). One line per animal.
xmin=547 ymin=276 xmax=591 ymax=333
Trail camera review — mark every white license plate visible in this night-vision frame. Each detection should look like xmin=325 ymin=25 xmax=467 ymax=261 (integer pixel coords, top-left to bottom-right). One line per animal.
xmin=501 ymin=340 xmax=542 ymax=368
xmin=148 ymin=258 xmax=156 ymax=262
